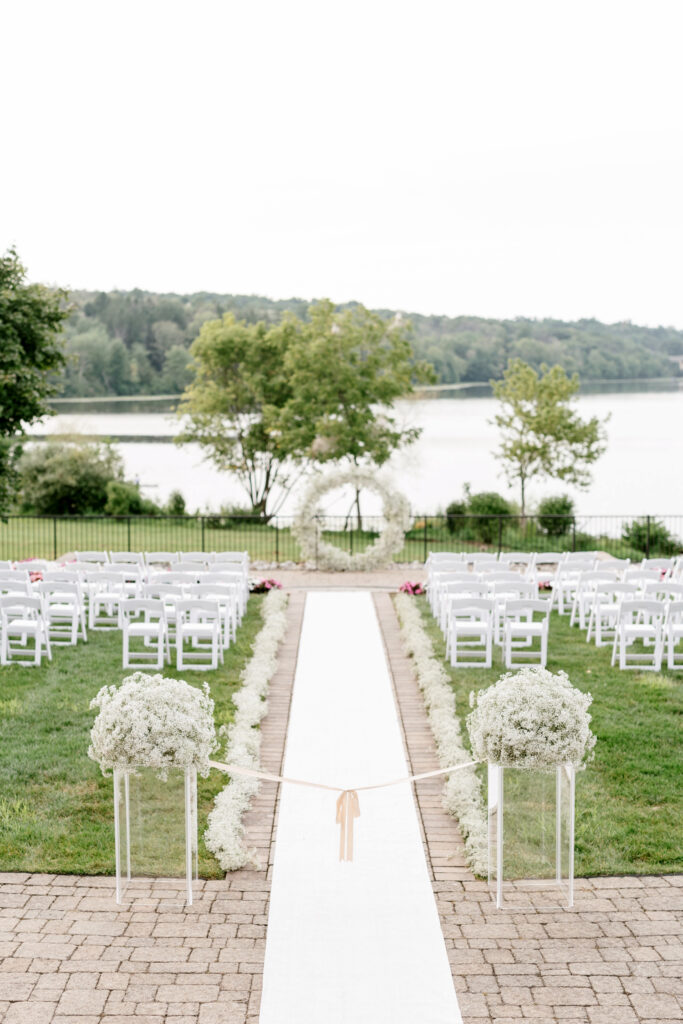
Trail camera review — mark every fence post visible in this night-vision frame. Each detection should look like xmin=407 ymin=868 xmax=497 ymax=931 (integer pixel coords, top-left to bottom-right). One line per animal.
xmin=126 ymin=517 xmax=131 ymax=551
xmin=646 ymin=515 xmax=651 ymax=558
xmin=497 ymin=516 xmax=503 ymax=555
xmin=53 ymin=517 xmax=57 ymax=561
xmin=201 ymin=516 xmax=205 ymax=552
xmin=423 ymin=517 xmax=428 ymax=561
xmin=572 ymin=519 xmax=576 ymax=552
xmin=275 ymin=518 xmax=279 ymax=563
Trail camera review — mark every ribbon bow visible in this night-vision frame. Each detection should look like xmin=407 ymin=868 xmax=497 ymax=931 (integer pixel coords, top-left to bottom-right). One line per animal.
xmin=335 ymin=789 xmax=361 ymax=861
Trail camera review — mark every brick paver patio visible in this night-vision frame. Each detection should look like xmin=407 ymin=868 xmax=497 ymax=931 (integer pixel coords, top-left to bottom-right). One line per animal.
xmin=0 ymin=578 xmax=680 ymax=1023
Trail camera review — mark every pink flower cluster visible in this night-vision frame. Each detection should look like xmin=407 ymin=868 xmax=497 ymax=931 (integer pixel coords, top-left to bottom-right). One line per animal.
xmin=250 ymin=578 xmax=283 ymax=594
xmin=399 ymin=581 xmax=426 ymax=596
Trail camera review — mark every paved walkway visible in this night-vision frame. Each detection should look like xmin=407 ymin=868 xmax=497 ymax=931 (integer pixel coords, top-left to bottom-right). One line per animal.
xmin=0 ymin=578 xmax=680 ymax=1024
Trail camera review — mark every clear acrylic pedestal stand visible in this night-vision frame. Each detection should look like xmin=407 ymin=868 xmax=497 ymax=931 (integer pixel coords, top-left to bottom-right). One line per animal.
xmin=114 ymin=766 xmax=198 ymax=905
xmin=488 ymin=763 xmax=575 ymax=910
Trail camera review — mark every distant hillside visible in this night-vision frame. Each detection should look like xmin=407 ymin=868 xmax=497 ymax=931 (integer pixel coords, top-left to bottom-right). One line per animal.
xmin=56 ymin=289 xmax=683 ymax=397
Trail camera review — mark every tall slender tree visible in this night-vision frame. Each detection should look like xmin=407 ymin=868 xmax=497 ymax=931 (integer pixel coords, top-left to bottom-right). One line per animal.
xmin=491 ymin=359 xmax=608 ymax=518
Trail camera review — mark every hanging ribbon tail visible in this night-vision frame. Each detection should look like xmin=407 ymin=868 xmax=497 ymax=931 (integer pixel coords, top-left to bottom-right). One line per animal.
xmin=336 ymin=790 xmax=361 ymax=862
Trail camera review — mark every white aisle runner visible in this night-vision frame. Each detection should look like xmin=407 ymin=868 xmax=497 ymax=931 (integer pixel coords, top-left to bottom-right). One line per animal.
xmin=259 ymin=592 xmax=462 ymax=1024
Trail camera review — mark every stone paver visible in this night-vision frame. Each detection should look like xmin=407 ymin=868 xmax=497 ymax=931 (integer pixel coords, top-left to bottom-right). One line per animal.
xmin=0 ymin=576 xmax=680 ymax=1024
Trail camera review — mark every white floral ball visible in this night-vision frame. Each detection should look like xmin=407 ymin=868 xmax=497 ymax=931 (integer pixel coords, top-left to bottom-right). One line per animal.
xmin=466 ymin=667 xmax=596 ymax=771
xmin=88 ymin=671 xmax=218 ymax=778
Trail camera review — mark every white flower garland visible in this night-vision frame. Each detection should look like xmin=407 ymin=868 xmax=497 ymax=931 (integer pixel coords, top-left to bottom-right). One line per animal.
xmin=88 ymin=672 xmax=218 ymax=779
xmin=204 ymin=588 xmax=289 ymax=871
xmin=467 ymin=667 xmax=596 ymax=771
xmin=292 ymin=467 xmax=411 ymax=571
xmin=394 ymin=593 xmax=488 ymax=876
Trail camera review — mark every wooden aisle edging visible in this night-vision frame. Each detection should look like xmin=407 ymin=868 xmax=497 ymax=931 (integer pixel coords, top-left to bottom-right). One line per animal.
xmin=373 ymin=592 xmax=475 ymax=884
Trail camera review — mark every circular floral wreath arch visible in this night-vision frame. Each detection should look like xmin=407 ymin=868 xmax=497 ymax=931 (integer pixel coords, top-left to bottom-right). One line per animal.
xmin=292 ymin=467 xmax=412 ymax=571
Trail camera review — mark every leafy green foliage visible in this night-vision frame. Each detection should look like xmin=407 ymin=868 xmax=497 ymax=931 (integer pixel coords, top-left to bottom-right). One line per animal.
xmin=178 ymin=302 xmax=430 ymax=518
xmin=491 ymin=360 xmax=608 ymax=516
xmin=54 ymin=289 xmax=683 ymax=398
xmin=467 ymin=491 xmax=515 ymax=543
xmin=17 ymin=440 xmax=124 ymax=515
xmin=104 ymin=480 xmax=160 ymax=517
xmin=444 ymin=499 xmax=468 ymax=535
xmin=164 ymin=489 xmax=186 ymax=515
xmin=537 ymin=494 xmax=576 ymax=536
xmin=621 ymin=518 xmax=682 ymax=556
xmin=0 ymin=248 xmax=71 ymax=513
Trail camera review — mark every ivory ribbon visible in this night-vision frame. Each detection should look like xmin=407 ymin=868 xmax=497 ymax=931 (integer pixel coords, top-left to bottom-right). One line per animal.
xmin=210 ymin=759 xmax=478 ymax=863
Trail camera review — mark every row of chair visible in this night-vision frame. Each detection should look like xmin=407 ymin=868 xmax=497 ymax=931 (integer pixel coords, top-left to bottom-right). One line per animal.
xmin=426 ymin=551 xmax=683 ymax=672
xmin=0 ymin=551 xmax=250 ymax=669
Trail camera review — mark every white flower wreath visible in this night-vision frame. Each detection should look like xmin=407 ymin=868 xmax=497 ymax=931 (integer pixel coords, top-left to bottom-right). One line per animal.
xmin=292 ymin=467 xmax=412 ymax=571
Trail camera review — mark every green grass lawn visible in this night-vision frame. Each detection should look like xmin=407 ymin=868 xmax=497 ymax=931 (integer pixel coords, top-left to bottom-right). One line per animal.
xmin=415 ymin=596 xmax=683 ymax=877
xmin=0 ymin=595 xmax=264 ymax=878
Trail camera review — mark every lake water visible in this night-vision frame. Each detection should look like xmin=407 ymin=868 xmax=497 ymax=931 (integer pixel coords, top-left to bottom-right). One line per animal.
xmin=33 ymin=383 xmax=683 ymax=519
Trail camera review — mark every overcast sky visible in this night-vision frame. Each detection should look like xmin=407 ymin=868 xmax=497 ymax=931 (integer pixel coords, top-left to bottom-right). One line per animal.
xmin=2 ymin=1 xmax=682 ymax=326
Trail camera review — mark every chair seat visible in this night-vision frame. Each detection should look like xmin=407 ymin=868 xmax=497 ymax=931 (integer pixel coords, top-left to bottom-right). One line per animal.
xmin=507 ymin=622 xmax=545 ymax=635
xmin=181 ymin=623 xmax=217 ymax=637
xmin=6 ymin=619 xmax=38 ymax=631
xmin=128 ymin=622 xmax=163 ymax=636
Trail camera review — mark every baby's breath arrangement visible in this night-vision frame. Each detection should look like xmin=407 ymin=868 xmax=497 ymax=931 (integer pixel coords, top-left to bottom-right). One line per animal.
xmin=292 ymin=467 xmax=411 ymax=570
xmin=88 ymin=671 xmax=218 ymax=778
xmin=467 ymin=667 xmax=596 ymax=771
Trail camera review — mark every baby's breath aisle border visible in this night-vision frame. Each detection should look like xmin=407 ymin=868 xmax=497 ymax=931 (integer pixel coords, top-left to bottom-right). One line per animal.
xmin=394 ymin=592 xmax=488 ymax=876
xmin=205 ymin=588 xmax=289 ymax=871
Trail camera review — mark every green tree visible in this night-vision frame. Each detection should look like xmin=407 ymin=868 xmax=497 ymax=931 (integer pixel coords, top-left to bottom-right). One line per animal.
xmin=280 ymin=301 xmax=434 ymax=522
xmin=177 ymin=313 xmax=297 ymax=518
xmin=491 ymin=359 xmax=608 ymax=518
xmin=0 ymin=248 xmax=70 ymax=512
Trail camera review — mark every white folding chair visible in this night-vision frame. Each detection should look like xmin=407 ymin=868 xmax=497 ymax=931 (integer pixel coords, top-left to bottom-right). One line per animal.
xmin=178 ymin=552 xmax=212 ymax=565
xmin=502 ymin=599 xmax=550 ymax=669
xmin=441 ymin=581 xmax=489 ymax=638
xmin=168 ymin=561 xmax=206 ymax=574
xmin=176 ymin=600 xmax=222 ymax=670
xmin=551 ymin=561 xmax=596 ymax=614
xmin=37 ymin=581 xmax=87 ymax=645
xmin=121 ymin=599 xmax=170 ymax=669
xmin=0 ymin=596 xmax=51 ymax=666
xmin=593 ymin=558 xmax=631 ymax=578
xmin=665 ymin=600 xmax=683 ymax=670
xmin=640 ymin=557 xmax=675 ymax=576
xmin=643 ymin=582 xmax=683 ymax=603
xmin=188 ymin=583 xmax=239 ymax=646
xmin=145 ymin=551 xmax=178 ymax=567
xmin=88 ymin=572 xmax=132 ymax=630
xmin=498 ymin=552 xmax=536 ymax=576
xmin=143 ymin=584 xmax=184 ymax=645
xmin=586 ymin=583 xmax=638 ymax=646
xmin=74 ymin=550 xmax=109 ymax=564
xmin=491 ymin=580 xmax=536 ymax=645
xmin=569 ymin=572 xmax=618 ymax=630
xmin=624 ymin=568 xmax=665 ymax=591
xmin=110 ymin=551 xmax=145 ymax=567
xmin=427 ymin=570 xmax=472 ymax=615
xmin=448 ymin=598 xmax=494 ymax=668
xmin=610 ymin=599 xmax=665 ymax=671
xmin=205 ymin=571 xmax=248 ymax=619
xmin=532 ymin=553 xmax=565 ymax=588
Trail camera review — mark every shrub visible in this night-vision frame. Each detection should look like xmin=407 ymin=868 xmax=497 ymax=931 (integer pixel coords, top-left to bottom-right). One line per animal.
xmin=104 ymin=480 xmax=159 ymax=516
xmin=537 ymin=494 xmax=575 ymax=536
xmin=445 ymin=500 xmax=468 ymax=535
xmin=165 ymin=489 xmax=186 ymax=515
xmin=467 ymin=491 xmax=514 ymax=544
xmin=206 ymin=504 xmax=263 ymax=530
xmin=18 ymin=440 xmax=123 ymax=515
xmin=622 ymin=518 xmax=681 ymax=556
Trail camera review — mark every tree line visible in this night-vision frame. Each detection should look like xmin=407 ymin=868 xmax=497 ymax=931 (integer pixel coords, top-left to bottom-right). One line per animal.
xmin=55 ymin=288 xmax=683 ymax=397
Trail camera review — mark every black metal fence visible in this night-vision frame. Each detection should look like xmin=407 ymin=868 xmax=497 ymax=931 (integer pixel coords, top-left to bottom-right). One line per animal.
xmin=1 ymin=513 xmax=681 ymax=565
